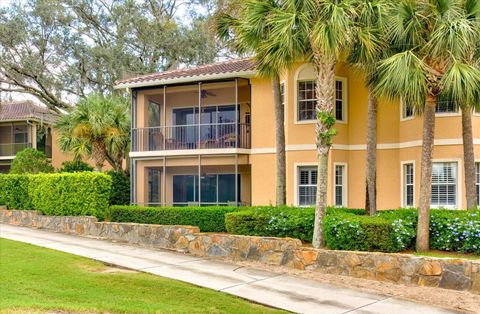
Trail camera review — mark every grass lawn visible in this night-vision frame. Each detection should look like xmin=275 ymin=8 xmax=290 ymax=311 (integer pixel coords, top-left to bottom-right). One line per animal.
xmin=0 ymin=238 xmax=285 ymax=314
xmin=413 ymin=250 xmax=480 ymax=260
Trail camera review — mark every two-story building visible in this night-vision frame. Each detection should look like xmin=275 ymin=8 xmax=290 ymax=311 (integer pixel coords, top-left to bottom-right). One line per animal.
xmin=115 ymin=58 xmax=479 ymax=209
xmin=0 ymin=101 xmax=55 ymax=173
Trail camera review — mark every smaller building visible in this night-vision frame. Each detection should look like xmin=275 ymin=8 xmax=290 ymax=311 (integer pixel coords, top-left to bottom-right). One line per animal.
xmin=0 ymin=101 xmax=56 ymax=173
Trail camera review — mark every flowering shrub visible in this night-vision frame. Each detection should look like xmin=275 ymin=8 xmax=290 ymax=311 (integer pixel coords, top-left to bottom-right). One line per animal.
xmin=430 ymin=210 xmax=480 ymax=254
xmin=225 ymin=206 xmax=363 ymax=242
xmin=324 ymin=211 xmax=416 ymax=252
xmin=226 ymin=207 xmax=479 ymax=254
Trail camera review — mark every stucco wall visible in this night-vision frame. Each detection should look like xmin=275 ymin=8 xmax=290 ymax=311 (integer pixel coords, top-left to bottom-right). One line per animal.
xmin=131 ymin=61 xmax=480 ymax=209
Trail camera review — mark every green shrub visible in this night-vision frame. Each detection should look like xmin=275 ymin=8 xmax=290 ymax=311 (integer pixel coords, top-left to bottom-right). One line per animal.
xmin=28 ymin=172 xmax=112 ymax=219
xmin=225 ymin=206 xmax=315 ymax=241
xmin=106 ymin=205 xmax=238 ymax=232
xmin=324 ymin=210 xmax=417 ymax=252
xmin=59 ymin=160 xmax=94 ymax=172
xmin=429 ymin=209 xmax=480 ymax=254
xmin=0 ymin=174 xmax=33 ymax=209
xmin=224 ymin=206 xmax=365 ymax=241
xmin=10 ymin=148 xmax=54 ymax=174
xmin=106 ymin=171 xmax=130 ymax=205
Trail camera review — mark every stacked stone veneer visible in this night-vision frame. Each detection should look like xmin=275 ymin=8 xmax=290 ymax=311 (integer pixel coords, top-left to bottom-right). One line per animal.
xmin=0 ymin=210 xmax=199 ymax=249
xmin=1 ymin=209 xmax=478 ymax=294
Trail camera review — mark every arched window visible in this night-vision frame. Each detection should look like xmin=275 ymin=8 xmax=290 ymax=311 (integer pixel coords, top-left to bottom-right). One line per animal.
xmin=295 ymin=64 xmax=347 ymax=123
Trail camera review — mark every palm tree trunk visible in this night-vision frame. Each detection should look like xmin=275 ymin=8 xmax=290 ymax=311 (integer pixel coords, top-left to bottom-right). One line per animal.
xmin=365 ymin=91 xmax=377 ymax=215
xmin=462 ymin=107 xmax=477 ymax=209
xmin=91 ymin=139 xmax=106 ymax=172
xmin=272 ymin=75 xmax=286 ymax=206
xmin=312 ymin=53 xmax=336 ymax=249
xmin=416 ymin=95 xmax=436 ymax=252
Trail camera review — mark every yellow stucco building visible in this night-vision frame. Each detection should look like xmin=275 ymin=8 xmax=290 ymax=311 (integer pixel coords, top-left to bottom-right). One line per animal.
xmin=115 ymin=58 xmax=479 ymax=209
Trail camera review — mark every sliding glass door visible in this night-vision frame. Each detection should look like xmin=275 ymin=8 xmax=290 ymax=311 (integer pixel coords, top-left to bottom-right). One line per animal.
xmin=172 ymin=173 xmax=240 ymax=206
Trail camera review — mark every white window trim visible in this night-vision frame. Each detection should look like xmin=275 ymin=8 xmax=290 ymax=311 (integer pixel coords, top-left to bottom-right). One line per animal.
xmin=431 ymin=159 xmax=462 ymax=209
xmin=400 ymin=160 xmax=415 ymax=208
xmin=399 ymin=98 xmax=415 ymax=122
xmin=293 ymin=64 xmax=348 ymax=125
xmin=435 ymin=111 xmax=461 ymax=117
xmin=333 ymin=162 xmax=348 ymax=207
xmin=294 ymin=162 xmax=317 ymax=207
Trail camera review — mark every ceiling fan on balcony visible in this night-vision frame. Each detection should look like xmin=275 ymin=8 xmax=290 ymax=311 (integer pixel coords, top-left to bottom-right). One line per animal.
xmin=191 ymin=90 xmax=217 ymax=98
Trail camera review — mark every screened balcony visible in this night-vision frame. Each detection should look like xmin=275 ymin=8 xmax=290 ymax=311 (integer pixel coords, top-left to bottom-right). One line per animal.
xmin=0 ymin=123 xmax=31 ymax=157
xmin=132 ymin=79 xmax=251 ymax=152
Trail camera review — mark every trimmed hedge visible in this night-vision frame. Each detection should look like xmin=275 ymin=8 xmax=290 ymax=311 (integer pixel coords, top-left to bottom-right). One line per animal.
xmin=0 ymin=174 xmax=33 ymax=210
xmin=225 ymin=206 xmax=364 ymax=242
xmin=28 ymin=172 xmax=112 ymax=219
xmin=106 ymin=205 xmax=238 ymax=232
xmin=106 ymin=171 xmax=130 ymax=205
xmin=226 ymin=207 xmax=480 ymax=254
xmin=324 ymin=210 xmax=417 ymax=252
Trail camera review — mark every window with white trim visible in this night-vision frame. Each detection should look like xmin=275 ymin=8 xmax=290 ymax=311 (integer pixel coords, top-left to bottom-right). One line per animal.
xmin=334 ymin=165 xmax=346 ymax=207
xmin=335 ymin=81 xmax=344 ymax=121
xmin=436 ymin=97 xmax=458 ymax=113
xmin=476 ymin=162 xmax=480 ymax=205
xmin=403 ymin=163 xmax=414 ymax=207
xmin=431 ymin=162 xmax=457 ymax=207
xmin=401 ymin=98 xmax=414 ymax=119
xmin=297 ymin=79 xmax=346 ymax=122
xmin=298 ymin=166 xmax=317 ymax=206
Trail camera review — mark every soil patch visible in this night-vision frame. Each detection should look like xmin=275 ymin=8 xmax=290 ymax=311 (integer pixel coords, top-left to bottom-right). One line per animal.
xmin=231 ymin=259 xmax=480 ymax=314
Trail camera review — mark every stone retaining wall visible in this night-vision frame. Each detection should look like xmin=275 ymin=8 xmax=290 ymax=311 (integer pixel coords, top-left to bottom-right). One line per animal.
xmin=0 ymin=209 xmax=199 ymax=249
xmin=1 ymin=209 xmax=478 ymax=294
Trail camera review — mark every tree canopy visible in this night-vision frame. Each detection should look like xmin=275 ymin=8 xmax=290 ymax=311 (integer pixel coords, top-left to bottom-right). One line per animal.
xmin=0 ymin=0 xmax=222 ymax=110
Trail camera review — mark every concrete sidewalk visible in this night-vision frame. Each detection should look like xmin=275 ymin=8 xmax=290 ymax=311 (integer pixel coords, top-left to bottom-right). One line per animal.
xmin=0 ymin=224 xmax=457 ymax=314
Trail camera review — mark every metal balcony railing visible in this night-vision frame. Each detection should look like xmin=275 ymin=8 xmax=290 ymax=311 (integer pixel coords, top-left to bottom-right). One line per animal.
xmin=0 ymin=143 xmax=31 ymax=157
xmin=132 ymin=123 xmax=251 ymax=152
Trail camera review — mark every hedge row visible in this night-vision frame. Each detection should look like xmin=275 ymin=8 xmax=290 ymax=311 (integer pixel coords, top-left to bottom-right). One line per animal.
xmin=225 ymin=207 xmax=480 ymax=253
xmin=106 ymin=205 xmax=239 ymax=232
xmin=224 ymin=206 xmax=364 ymax=242
xmin=0 ymin=173 xmax=112 ymax=219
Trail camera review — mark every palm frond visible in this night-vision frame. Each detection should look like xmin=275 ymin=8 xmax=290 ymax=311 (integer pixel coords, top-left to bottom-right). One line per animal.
xmin=373 ymin=50 xmax=428 ymax=111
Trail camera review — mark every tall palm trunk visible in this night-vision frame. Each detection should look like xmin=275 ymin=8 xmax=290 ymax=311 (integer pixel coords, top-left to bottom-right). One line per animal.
xmin=365 ymin=91 xmax=377 ymax=215
xmin=416 ymin=95 xmax=436 ymax=252
xmin=312 ymin=52 xmax=336 ymax=249
xmin=462 ymin=107 xmax=477 ymax=209
xmin=272 ymin=75 xmax=286 ymax=205
xmin=91 ymin=139 xmax=106 ymax=172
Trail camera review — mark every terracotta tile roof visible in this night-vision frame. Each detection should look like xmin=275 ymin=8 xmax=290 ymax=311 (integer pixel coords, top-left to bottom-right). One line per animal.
xmin=0 ymin=101 xmax=58 ymax=124
xmin=115 ymin=58 xmax=257 ymax=88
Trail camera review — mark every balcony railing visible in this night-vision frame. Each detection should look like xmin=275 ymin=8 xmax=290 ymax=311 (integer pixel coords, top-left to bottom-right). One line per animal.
xmin=0 ymin=143 xmax=31 ymax=157
xmin=133 ymin=123 xmax=250 ymax=152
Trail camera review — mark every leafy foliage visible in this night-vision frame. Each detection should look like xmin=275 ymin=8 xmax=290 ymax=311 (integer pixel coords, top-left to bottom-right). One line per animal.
xmin=106 ymin=171 xmax=130 ymax=206
xmin=28 ymin=172 xmax=112 ymax=219
xmin=106 ymin=205 xmax=238 ymax=232
xmin=0 ymin=0 xmax=220 ymax=110
xmin=9 ymin=148 xmax=54 ymax=174
xmin=55 ymin=95 xmax=130 ymax=171
xmin=225 ymin=206 xmax=364 ymax=242
xmin=226 ymin=207 xmax=480 ymax=254
xmin=0 ymin=174 xmax=33 ymax=209
xmin=59 ymin=160 xmax=94 ymax=172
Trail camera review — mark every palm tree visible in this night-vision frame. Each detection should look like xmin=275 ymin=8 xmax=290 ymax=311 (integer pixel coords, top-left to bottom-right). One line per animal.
xmin=461 ymin=5 xmax=480 ymax=210
xmin=260 ymin=0 xmax=383 ymax=247
xmin=348 ymin=0 xmax=392 ymax=215
xmin=462 ymin=105 xmax=477 ymax=209
xmin=216 ymin=0 xmax=290 ymax=205
xmin=55 ymin=94 xmax=130 ymax=172
xmin=373 ymin=0 xmax=480 ymax=251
